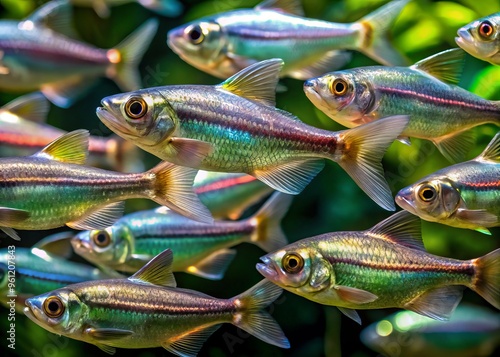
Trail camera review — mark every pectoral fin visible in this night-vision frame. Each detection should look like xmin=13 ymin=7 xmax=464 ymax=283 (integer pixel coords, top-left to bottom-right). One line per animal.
xmin=335 ymin=285 xmax=378 ymax=304
xmin=162 ymin=324 xmax=221 ymax=357
xmin=86 ymin=327 xmax=134 ymax=340
xmin=455 ymin=209 xmax=497 ymax=234
xmin=168 ymin=137 xmax=214 ymax=168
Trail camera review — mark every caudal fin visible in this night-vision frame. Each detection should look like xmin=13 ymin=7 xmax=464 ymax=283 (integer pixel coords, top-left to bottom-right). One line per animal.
xmin=357 ymin=0 xmax=409 ymax=66
xmin=336 ymin=115 xmax=409 ymax=211
xmin=111 ymin=18 xmax=159 ymax=91
xmin=148 ymin=161 xmax=213 ymax=224
xmin=472 ymin=248 xmax=500 ymax=309
xmin=232 ymin=279 xmax=290 ymax=349
xmin=249 ymin=192 xmax=292 ymax=252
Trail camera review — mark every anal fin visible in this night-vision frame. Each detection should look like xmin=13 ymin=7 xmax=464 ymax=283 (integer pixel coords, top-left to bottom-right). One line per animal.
xmin=433 ymin=130 xmax=475 ymax=163
xmin=67 ymin=201 xmax=124 ymax=230
xmin=186 ymin=249 xmax=236 ymax=280
xmin=404 ymin=285 xmax=464 ymax=321
xmin=287 ymin=50 xmax=352 ymax=80
xmin=162 ymin=324 xmax=221 ymax=357
xmin=0 ymin=207 xmax=31 ymax=240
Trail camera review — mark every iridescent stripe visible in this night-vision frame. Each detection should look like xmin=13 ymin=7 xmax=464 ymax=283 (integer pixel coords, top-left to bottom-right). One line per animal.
xmin=18 ymin=267 xmax=88 ymax=284
xmin=195 ymin=175 xmax=257 ymax=194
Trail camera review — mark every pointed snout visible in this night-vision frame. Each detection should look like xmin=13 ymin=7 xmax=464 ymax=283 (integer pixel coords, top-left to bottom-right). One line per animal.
xmin=395 ymin=187 xmax=415 ymax=213
xmin=256 ymin=256 xmax=278 ymax=280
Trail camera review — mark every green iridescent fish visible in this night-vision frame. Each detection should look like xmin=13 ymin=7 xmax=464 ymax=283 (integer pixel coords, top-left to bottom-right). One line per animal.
xmin=304 ymin=49 xmax=500 ymax=162
xmin=396 ymin=132 xmax=500 ymax=234
xmin=0 ymin=129 xmax=212 ymax=240
xmin=96 ymin=58 xmax=409 ymax=211
xmin=24 ymin=249 xmax=290 ymax=355
xmin=167 ymin=0 xmax=408 ymax=80
xmin=256 ymin=211 xmax=500 ymax=324
xmin=71 ymin=192 xmax=291 ymax=279
xmin=456 ymin=12 xmax=500 ymax=66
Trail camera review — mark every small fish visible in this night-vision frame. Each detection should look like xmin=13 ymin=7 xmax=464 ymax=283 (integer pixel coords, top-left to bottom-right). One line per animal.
xmin=70 ymin=0 xmax=182 ymax=18
xmin=0 ymin=129 xmax=212 ymax=240
xmin=256 ymin=211 xmax=500 ymax=324
xmin=304 ymin=48 xmax=500 ymax=163
xmin=194 ymin=170 xmax=274 ymax=219
xmin=361 ymin=305 xmax=500 ymax=357
xmin=0 ymin=233 xmax=117 ymax=312
xmin=0 ymin=1 xmax=158 ymax=107
xmin=71 ymin=192 xmax=292 ymax=279
xmin=96 ymin=58 xmax=409 ymax=211
xmin=396 ymin=132 xmax=500 ymax=234
xmin=0 ymin=92 xmax=143 ymax=172
xmin=167 ymin=0 xmax=408 ymax=80
xmin=456 ymin=13 xmax=500 ymax=65
xmin=24 ymin=249 xmax=290 ymax=355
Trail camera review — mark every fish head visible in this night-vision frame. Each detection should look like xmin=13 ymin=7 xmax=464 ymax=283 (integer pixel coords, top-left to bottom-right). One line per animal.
xmin=456 ymin=14 xmax=500 ymax=64
xmin=24 ymin=289 xmax=85 ymax=336
xmin=71 ymin=225 xmax=133 ymax=267
xmin=396 ymin=178 xmax=461 ymax=221
xmin=304 ymin=71 xmax=374 ymax=128
xmin=97 ymin=89 xmax=177 ymax=147
xmin=168 ymin=20 xmax=232 ymax=78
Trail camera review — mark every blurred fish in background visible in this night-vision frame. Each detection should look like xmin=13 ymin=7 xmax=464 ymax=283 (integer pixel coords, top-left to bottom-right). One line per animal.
xmin=69 ymin=0 xmax=182 ymax=18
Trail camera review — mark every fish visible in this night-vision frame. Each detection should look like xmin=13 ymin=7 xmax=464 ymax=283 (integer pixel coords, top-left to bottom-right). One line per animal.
xmin=194 ymin=170 xmax=274 ymax=219
xmin=96 ymin=58 xmax=410 ymax=211
xmin=167 ymin=0 xmax=409 ymax=80
xmin=23 ymin=249 xmax=290 ymax=355
xmin=0 ymin=92 xmax=144 ymax=172
xmin=456 ymin=13 xmax=500 ymax=66
xmin=0 ymin=233 xmax=118 ymax=313
xmin=0 ymin=1 xmax=158 ymax=107
xmin=360 ymin=305 xmax=500 ymax=357
xmin=303 ymin=48 xmax=500 ymax=163
xmin=256 ymin=210 xmax=500 ymax=324
xmin=70 ymin=0 xmax=182 ymax=18
xmin=396 ymin=132 xmax=500 ymax=235
xmin=0 ymin=129 xmax=212 ymax=240
xmin=70 ymin=192 xmax=292 ymax=279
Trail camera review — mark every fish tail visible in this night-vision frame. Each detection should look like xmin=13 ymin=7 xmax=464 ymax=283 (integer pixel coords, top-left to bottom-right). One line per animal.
xmin=147 ymin=161 xmax=213 ymax=224
xmin=356 ymin=0 xmax=409 ymax=66
xmin=334 ymin=115 xmax=409 ymax=211
xmin=137 ymin=0 xmax=183 ymax=17
xmin=110 ymin=18 xmax=159 ymax=91
xmin=249 ymin=192 xmax=292 ymax=252
xmin=231 ymin=279 xmax=290 ymax=349
xmin=472 ymin=248 xmax=500 ymax=309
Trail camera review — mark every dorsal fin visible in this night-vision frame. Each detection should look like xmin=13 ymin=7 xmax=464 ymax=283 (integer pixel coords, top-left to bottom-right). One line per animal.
xmin=255 ymin=0 xmax=304 ymax=16
xmin=368 ymin=211 xmax=425 ymax=251
xmin=23 ymin=0 xmax=78 ymax=39
xmin=411 ymin=48 xmax=465 ymax=85
xmin=129 ymin=249 xmax=177 ymax=288
xmin=477 ymin=132 xmax=500 ymax=162
xmin=1 ymin=93 xmax=50 ymax=123
xmin=218 ymin=59 xmax=283 ymax=107
xmin=34 ymin=129 xmax=89 ymax=164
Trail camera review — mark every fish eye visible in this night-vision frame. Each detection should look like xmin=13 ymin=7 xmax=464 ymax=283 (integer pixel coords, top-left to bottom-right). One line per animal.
xmin=187 ymin=25 xmax=205 ymax=45
xmin=92 ymin=230 xmax=111 ymax=248
xmin=125 ymin=97 xmax=147 ymax=119
xmin=479 ymin=21 xmax=495 ymax=39
xmin=418 ymin=185 xmax=437 ymax=202
xmin=43 ymin=296 xmax=65 ymax=318
xmin=330 ymin=78 xmax=348 ymax=96
xmin=282 ymin=253 xmax=304 ymax=274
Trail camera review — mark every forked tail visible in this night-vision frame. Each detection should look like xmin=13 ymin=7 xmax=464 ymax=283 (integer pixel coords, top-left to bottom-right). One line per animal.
xmin=472 ymin=248 xmax=500 ymax=309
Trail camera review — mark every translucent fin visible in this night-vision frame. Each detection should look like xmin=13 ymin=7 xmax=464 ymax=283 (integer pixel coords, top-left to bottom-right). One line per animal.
xmin=129 ymin=249 xmax=176 ymax=287
xmin=336 ymin=285 xmax=378 ymax=304
xmin=475 ymin=227 xmax=492 ymax=235
xmin=287 ymin=50 xmax=352 ymax=80
xmin=477 ymin=132 xmax=500 ymax=162
xmin=112 ymin=19 xmax=159 ymax=91
xmin=67 ymin=201 xmax=124 ymax=230
xmin=162 ymin=324 xmax=220 ymax=357
xmin=1 ymin=227 xmax=21 ymax=241
xmin=94 ymin=343 xmax=116 ymax=355
xmin=91 ymin=0 xmax=110 ymax=18
xmin=187 ymin=249 xmax=236 ymax=280
xmin=337 ymin=307 xmax=362 ymax=325
xmin=35 ymin=129 xmax=89 ymax=164
xmin=397 ymin=136 xmax=411 ymax=146
xmin=169 ymin=137 xmax=214 ymax=167
xmin=455 ymin=209 xmax=498 ymax=230
xmin=433 ymin=130 xmax=476 ymax=163
xmin=41 ymin=76 xmax=97 ymax=108
xmin=147 ymin=161 xmax=213 ymax=224
xmin=33 ymin=231 xmax=74 ymax=258
xmin=219 ymin=58 xmax=283 ymax=107
xmin=336 ymin=115 xmax=409 ymax=211
xmin=138 ymin=0 xmax=183 ymax=17
xmin=232 ymin=279 xmax=290 ymax=348
xmin=357 ymin=0 xmax=410 ymax=66
xmin=411 ymin=48 xmax=466 ymax=85
xmin=253 ymin=159 xmax=325 ymax=195
xmin=472 ymin=248 xmax=500 ymax=309
xmin=2 ymin=92 xmax=50 ymax=123
xmin=250 ymin=192 xmax=292 ymax=252
xmin=405 ymin=285 xmax=464 ymax=321
xmin=86 ymin=327 xmax=134 ymax=340
xmin=0 ymin=207 xmax=30 ymax=238
xmin=255 ymin=0 xmax=304 ymax=16
xmin=368 ymin=210 xmax=425 ymax=251
xmin=25 ymin=0 xmax=79 ymax=39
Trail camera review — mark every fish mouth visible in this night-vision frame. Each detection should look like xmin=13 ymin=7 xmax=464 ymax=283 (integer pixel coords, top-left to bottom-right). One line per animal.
xmin=256 ymin=257 xmax=278 ymax=280
xmin=70 ymin=237 xmax=92 ymax=255
xmin=96 ymin=103 xmax=133 ymax=139
xmin=455 ymin=28 xmax=473 ymax=49
xmin=24 ymin=300 xmax=43 ymax=324
xmin=395 ymin=194 xmax=416 ymax=214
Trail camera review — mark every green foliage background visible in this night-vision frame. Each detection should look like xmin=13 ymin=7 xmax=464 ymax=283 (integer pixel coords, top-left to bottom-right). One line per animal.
xmin=0 ymin=0 xmax=499 ymax=356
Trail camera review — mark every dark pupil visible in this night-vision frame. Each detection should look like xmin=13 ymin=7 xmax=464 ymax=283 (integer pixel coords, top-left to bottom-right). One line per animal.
xmin=288 ymin=258 xmax=298 ymax=268
xmin=48 ymin=301 xmax=59 ymax=312
xmin=481 ymin=23 xmax=492 ymax=35
xmin=97 ymin=233 xmax=107 ymax=243
xmin=422 ymin=189 xmax=434 ymax=200
xmin=190 ymin=27 xmax=202 ymax=41
xmin=335 ymin=82 xmax=345 ymax=93
xmin=129 ymin=101 xmax=143 ymax=116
